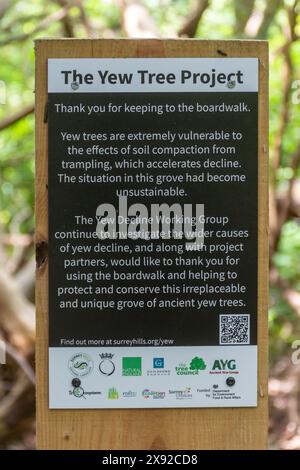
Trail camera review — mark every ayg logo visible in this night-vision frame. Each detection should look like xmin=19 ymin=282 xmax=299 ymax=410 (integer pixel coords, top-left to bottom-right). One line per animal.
xmin=68 ymin=353 xmax=93 ymax=377
xmin=211 ymin=359 xmax=237 ymax=371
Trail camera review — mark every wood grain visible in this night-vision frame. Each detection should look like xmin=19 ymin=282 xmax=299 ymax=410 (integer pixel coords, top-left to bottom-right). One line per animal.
xmin=35 ymin=39 xmax=268 ymax=450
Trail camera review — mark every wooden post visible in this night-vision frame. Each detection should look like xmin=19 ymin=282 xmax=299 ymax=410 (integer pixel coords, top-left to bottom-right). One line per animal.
xmin=35 ymin=39 xmax=268 ymax=450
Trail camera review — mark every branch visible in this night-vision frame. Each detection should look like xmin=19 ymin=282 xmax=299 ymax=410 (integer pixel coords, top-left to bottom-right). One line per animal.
xmin=270 ymin=128 xmax=300 ymax=262
xmin=271 ymin=267 xmax=300 ymax=317
xmin=54 ymin=0 xmax=75 ymax=37
xmin=0 ymin=372 xmax=35 ymax=443
xmin=0 ymin=5 xmax=72 ymax=46
xmin=0 ymin=103 xmax=34 ymax=132
xmin=0 ymin=269 xmax=35 ymax=353
xmin=6 ymin=207 xmax=32 ymax=275
xmin=120 ymin=0 xmax=159 ymax=38
xmin=178 ymin=0 xmax=210 ymax=38
xmin=275 ymin=142 xmax=300 ymax=234
xmin=0 ymin=154 xmax=33 ymax=168
xmin=269 ymin=3 xmax=298 ymax=259
xmin=5 ymin=343 xmax=35 ymax=385
xmin=76 ymin=0 xmax=93 ymax=37
xmin=0 ymin=234 xmax=33 ymax=246
xmin=269 ymin=44 xmax=291 ymax=258
xmin=2 ymin=13 xmax=48 ymax=33
xmin=0 ymin=0 xmax=11 ymax=20
xmin=257 ymin=0 xmax=282 ymax=39
xmin=233 ymin=0 xmax=255 ymax=37
xmin=15 ymin=257 xmax=35 ymax=304
xmin=271 ymin=45 xmax=292 ymax=176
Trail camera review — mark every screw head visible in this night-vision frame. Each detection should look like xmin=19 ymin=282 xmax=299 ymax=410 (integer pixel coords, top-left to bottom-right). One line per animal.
xmin=227 ymin=79 xmax=236 ymax=89
xmin=72 ymin=378 xmax=81 ymax=388
xmin=226 ymin=377 xmax=236 ymax=387
xmin=71 ymin=81 xmax=79 ymax=90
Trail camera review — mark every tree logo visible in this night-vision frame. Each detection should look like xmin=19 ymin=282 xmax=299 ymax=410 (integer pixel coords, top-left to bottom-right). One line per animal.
xmin=190 ymin=356 xmax=206 ymax=371
xmin=175 ymin=356 xmax=206 ymax=375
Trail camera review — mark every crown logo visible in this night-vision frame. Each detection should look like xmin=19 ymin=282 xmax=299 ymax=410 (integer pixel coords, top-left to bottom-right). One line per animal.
xmin=99 ymin=353 xmax=114 ymax=359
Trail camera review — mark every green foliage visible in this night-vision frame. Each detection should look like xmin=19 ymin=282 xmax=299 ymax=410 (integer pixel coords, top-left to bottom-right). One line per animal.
xmin=274 ymin=221 xmax=300 ymax=285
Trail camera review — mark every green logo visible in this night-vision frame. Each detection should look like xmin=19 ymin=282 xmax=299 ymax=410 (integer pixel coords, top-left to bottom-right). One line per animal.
xmin=190 ymin=356 xmax=206 ymax=371
xmin=212 ymin=359 xmax=236 ymax=370
xmin=122 ymin=357 xmax=142 ymax=376
xmin=108 ymin=387 xmax=119 ymax=399
xmin=175 ymin=356 xmax=206 ymax=375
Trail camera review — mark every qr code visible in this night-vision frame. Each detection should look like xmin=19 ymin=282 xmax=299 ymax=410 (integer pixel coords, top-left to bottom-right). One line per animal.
xmin=219 ymin=314 xmax=250 ymax=345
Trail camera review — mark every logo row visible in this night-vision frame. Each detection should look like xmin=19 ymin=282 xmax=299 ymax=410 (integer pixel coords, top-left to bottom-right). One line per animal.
xmin=69 ymin=353 xmax=238 ymax=377
xmin=108 ymin=387 xmax=193 ymax=400
xmin=70 ymin=385 xmax=234 ymax=400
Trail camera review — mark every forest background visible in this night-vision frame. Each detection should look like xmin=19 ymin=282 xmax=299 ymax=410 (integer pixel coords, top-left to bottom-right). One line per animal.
xmin=0 ymin=0 xmax=300 ymax=450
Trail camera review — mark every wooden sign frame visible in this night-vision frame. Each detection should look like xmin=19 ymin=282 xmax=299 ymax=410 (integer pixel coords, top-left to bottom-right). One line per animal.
xmin=35 ymin=39 xmax=268 ymax=450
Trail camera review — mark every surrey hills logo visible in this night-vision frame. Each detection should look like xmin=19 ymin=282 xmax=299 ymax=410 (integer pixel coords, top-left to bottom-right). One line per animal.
xmin=68 ymin=353 xmax=93 ymax=377
xmin=175 ymin=356 xmax=206 ymax=375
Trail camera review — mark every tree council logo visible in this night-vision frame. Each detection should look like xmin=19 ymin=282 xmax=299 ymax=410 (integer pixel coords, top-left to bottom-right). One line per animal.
xmin=175 ymin=356 xmax=206 ymax=375
xmin=68 ymin=353 xmax=93 ymax=377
